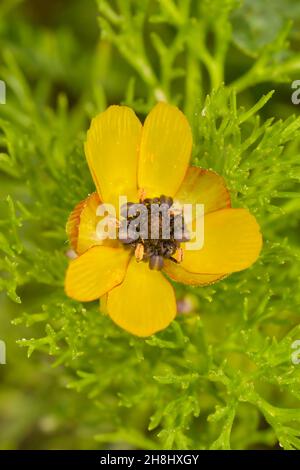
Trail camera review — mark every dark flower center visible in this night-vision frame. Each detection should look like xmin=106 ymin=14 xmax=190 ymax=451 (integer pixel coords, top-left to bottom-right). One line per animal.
xmin=119 ymin=194 xmax=190 ymax=270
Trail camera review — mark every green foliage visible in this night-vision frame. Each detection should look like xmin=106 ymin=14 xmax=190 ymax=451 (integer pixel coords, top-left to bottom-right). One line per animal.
xmin=1 ymin=0 xmax=300 ymax=450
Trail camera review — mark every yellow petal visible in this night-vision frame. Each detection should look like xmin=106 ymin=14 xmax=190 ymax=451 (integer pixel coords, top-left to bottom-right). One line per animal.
xmin=107 ymin=258 xmax=177 ymax=337
xmin=175 ymin=166 xmax=230 ymax=214
xmin=66 ymin=193 xmax=118 ymax=255
xmin=76 ymin=192 xmax=102 ymax=254
xmin=65 ymin=246 xmax=130 ymax=302
xmin=163 ymin=260 xmax=226 ymax=286
xmin=181 ymin=208 xmax=262 ymax=274
xmin=138 ymin=103 xmax=192 ymax=198
xmin=66 ymin=198 xmax=88 ymax=251
xmin=77 ymin=194 xmax=120 ymax=253
xmin=85 ymin=106 xmax=142 ymax=207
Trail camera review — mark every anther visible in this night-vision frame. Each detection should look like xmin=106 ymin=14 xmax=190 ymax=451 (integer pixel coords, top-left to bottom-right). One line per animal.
xmin=174 ymin=247 xmax=184 ymax=263
xmin=138 ymin=188 xmax=147 ymax=202
xmin=135 ymin=243 xmax=144 ymax=262
xmin=119 ymin=194 xmax=189 ymax=271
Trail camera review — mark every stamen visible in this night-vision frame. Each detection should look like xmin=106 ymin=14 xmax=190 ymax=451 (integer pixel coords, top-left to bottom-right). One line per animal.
xmin=119 ymin=194 xmax=190 ymax=270
xmin=174 ymin=247 xmax=184 ymax=263
xmin=135 ymin=243 xmax=144 ymax=262
xmin=138 ymin=188 xmax=147 ymax=202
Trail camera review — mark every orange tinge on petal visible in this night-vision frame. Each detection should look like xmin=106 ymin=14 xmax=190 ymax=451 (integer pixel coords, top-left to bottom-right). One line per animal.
xmin=66 ymin=197 xmax=93 ymax=252
xmin=174 ymin=165 xmax=231 ymax=240
xmin=175 ymin=166 xmax=231 ymax=214
xmin=163 ymin=260 xmax=226 ymax=286
xmin=66 ymin=192 xmax=119 ymax=255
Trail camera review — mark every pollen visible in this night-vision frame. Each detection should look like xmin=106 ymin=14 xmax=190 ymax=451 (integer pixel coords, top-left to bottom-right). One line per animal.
xmin=119 ymin=194 xmax=190 ymax=270
xmin=135 ymin=243 xmax=144 ymax=262
xmin=174 ymin=247 xmax=184 ymax=263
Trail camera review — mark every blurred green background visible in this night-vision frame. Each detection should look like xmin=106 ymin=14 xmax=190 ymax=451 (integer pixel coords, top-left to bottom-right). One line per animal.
xmin=1 ymin=0 xmax=300 ymax=450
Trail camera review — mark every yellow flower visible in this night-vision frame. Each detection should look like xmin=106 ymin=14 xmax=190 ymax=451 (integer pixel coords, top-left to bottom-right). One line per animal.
xmin=65 ymin=103 xmax=262 ymax=337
